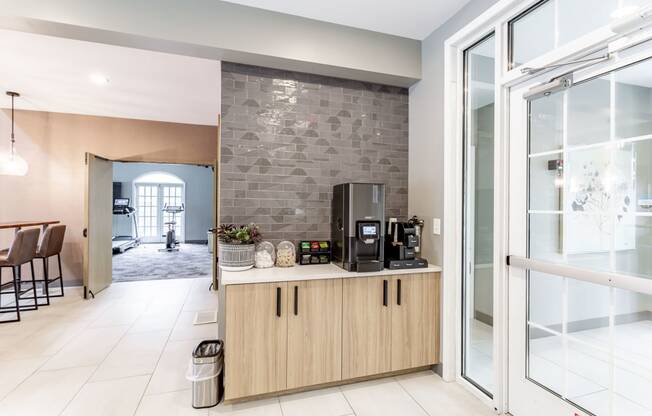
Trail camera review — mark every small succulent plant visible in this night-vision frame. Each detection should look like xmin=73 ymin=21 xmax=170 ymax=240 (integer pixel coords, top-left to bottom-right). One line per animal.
xmin=217 ymin=223 xmax=262 ymax=245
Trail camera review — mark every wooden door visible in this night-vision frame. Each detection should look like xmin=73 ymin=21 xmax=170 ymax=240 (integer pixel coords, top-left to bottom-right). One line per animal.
xmin=287 ymin=279 xmax=342 ymax=389
xmin=390 ymin=273 xmax=440 ymax=371
xmin=342 ymin=276 xmax=391 ymax=379
xmin=83 ymin=153 xmax=113 ymax=298
xmin=225 ymin=282 xmax=288 ymax=400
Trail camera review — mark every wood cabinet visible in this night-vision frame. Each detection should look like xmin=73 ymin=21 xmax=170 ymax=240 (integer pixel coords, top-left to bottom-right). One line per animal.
xmin=342 ymin=276 xmax=392 ymax=379
xmin=287 ymin=279 xmax=342 ymax=389
xmin=224 ymin=282 xmax=288 ymax=400
xmin=224 ymin=272 xmax=440 ymax=401
xmin=390 ymin=273 xmax=440 ymax=371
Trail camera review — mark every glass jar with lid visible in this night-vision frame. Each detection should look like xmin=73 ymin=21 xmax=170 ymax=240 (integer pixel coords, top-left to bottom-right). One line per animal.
xmin=275 ymin=241 xmax=296 ymax=267
xmin=254 ymin=241 xmax=276 ymax=268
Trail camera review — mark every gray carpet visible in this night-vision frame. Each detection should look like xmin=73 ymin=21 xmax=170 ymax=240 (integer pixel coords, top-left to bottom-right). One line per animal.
xmin=112 ymin=243 xmax=213 ymax=282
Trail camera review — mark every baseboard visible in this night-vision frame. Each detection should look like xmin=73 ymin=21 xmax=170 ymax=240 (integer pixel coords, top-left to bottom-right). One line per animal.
xmin=185 ymin=240 xmax=208 ymax=245
xmin=530 ymin=310 xmax=652 ymax=339
xmin=474 ymin=310 xmax=494 ymax=326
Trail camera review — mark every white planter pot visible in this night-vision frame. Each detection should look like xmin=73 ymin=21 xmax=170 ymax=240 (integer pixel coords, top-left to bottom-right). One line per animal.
xmin=218 ymin=243 xmax=255 ymax=271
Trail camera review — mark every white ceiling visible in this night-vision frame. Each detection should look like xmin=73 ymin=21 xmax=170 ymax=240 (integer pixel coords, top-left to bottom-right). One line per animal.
xmin=0 ymin=30 xmax=221 ymax=126
xmin=222 ymin=0 xmax=471 ymax=40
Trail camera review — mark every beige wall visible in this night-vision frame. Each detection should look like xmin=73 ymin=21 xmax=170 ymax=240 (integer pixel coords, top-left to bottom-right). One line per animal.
xmin=0 ymin=110 xmax=217 ymax=285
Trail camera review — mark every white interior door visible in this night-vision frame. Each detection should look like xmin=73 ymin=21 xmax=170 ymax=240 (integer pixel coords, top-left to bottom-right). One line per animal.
xmin=508 ymin=45 xmax=652 ymax=416
xmin=83 ymin=153 xmax=113 ymax=298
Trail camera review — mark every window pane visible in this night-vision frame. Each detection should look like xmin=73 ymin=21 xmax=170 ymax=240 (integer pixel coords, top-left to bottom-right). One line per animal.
xmin=529 ymin=154 xmax=563 ymax=211
xmin=511 ymin=0 xmax=652 ymax=68
xmin=530 ymin=92 xmax=563 ymax=154
xmin=528 ymin=57 xmax=652 ymax=280
xmin=567 ymin=76 xmax=611 ymax=147
xmin=511 ymin=1 xmax=555 ymax=68
xmin=463 ymin=34 xmax=495 ymax=396
xmin=615 ymin=59 xmax=652 ymax=139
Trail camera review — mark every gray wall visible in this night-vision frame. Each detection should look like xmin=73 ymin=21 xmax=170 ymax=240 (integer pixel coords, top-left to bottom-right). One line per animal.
xmin=113 ymin=162 xmax=214 ymax=242
xmin=220 ymin=62 xmax=409 ymax=245
xmin=408 ymin=0 xmax=499 ymax=267
xmin=0 ymin=0 xmax=420 ymax=87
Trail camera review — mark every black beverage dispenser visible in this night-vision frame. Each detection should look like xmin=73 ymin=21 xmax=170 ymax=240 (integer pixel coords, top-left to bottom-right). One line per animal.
xmin=332 ymin=183 xmax=385 ymax=272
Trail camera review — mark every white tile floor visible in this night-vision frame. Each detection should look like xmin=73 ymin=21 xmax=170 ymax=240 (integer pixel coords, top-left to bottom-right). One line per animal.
xmin=529 ymin=320 xmax=652 ymax=416
xmin=0 ymin=278 xmax=494 ymax=416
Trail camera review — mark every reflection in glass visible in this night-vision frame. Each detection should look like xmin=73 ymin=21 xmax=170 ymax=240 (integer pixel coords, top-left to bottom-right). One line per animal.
xmin=528 ymin=272 xmax=652 ymax=416
xmin=462 ymin=34 xmax=495 ymax=396
xmin=528 ymin=57 xmax=652 ymax=279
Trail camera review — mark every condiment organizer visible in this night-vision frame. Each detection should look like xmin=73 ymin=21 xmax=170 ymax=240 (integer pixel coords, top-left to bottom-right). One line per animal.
xmin=298 ymin=240 xmax=331 ymax=265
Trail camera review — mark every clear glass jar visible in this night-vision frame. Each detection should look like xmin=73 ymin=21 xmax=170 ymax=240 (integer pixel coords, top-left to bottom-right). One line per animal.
xmin=254 ymin=242 xmax=276 ymax=268
xmin=275 ymin=241 xmax=296 ymax=267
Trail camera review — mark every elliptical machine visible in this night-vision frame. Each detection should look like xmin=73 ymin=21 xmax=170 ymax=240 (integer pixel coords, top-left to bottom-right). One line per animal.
xmin=159 ymin=203 xmax=185 ymax=252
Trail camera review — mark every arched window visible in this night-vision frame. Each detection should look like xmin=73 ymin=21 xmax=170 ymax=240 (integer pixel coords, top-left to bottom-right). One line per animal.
xmin=133 ymin=171 xmax=186 ymax=243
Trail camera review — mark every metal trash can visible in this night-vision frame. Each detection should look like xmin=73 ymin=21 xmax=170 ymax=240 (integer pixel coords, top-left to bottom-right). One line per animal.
xmin=186 ymin=340 xmax=223 ymax=408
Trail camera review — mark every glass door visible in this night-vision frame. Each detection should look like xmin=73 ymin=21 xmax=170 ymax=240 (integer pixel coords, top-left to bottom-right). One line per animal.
xmin=135 ymin=183 xmax=185 ymax=243
xmin=508 ymin=46 xmax=652 ymax=416
xmin=136 ymin=184 xmax=159 ymax=243
xmin=162 ymin=184 xmax=185 ymax=243
xmin=462 ymin=33 xmax=495 ymax=396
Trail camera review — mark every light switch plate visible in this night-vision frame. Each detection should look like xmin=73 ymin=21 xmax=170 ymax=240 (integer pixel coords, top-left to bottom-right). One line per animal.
xmin=432 ymin=218 xmax=441 ymax=235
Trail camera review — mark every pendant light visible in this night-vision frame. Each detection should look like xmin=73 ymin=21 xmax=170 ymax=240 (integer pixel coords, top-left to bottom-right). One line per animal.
xmin=0 ymin=91 xmax=28 ymax=176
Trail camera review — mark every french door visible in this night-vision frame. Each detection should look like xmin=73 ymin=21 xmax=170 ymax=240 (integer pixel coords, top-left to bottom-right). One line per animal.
xmin=508 ymin=44 xmax=652 ymax=416
xmin=135 ymin=183 xmax=185 ymax=243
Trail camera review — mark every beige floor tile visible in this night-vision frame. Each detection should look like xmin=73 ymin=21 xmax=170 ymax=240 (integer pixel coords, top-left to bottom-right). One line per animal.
xmin=40 ymin=325 xmax=129 ymax=370
xmin=136 ymin=390 xmax=208 ymax=416
xmin=91 ymin=330 xmax=169 ymax=381
xmin=0 ymin=366 xmax=95 ymax=416
xmin=62 ymin=375 xmax=149 ymax=416
xmin=341 ymin=377 xmax=428 ymax=416
xmin=279 ymin=387 xmax=352 ymax=416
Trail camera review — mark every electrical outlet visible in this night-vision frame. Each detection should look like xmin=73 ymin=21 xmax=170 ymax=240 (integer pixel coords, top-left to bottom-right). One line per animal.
xmin=432 ymin=218 xmax=441 ymax=235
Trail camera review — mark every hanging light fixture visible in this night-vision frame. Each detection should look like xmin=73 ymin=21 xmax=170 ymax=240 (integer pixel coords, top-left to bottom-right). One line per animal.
xmin=0 ymin=91 xmax=28 ymax=176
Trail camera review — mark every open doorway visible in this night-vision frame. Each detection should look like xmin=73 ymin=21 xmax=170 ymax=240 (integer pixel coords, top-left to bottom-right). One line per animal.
xmin=111 ymin=161 xmax=214 ymax=282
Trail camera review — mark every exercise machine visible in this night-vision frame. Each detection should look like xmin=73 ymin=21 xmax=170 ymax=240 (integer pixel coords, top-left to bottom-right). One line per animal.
xmin=159 ymin=203 xmax=184 ymax=252
xmin=112 ymin=198 xmax=141 ymax=254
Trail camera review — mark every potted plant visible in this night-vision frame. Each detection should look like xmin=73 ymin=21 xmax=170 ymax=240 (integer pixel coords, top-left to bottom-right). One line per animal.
xmin=217 ymin=223 xmax=262 ymax=271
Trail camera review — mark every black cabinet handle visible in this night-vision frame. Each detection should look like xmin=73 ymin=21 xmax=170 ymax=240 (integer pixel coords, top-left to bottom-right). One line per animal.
xmin=397 ymin=279 xmax=401 ymax=306
xmin=383 ymin=279 xmax=388 ymax=306
xmin=276 ymin=287 xmax=281 ymax=317
xmin=294 ymin=285 xmax=298 ymax=315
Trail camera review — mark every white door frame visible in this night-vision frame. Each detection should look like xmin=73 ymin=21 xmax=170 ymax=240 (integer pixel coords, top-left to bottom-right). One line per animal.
xmin=442 ymin=0 xmax=652 ymax=413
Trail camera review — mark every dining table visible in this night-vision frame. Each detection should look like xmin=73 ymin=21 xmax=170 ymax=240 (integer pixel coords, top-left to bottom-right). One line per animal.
xmin=0 ymin=220 xmax=61 ymax=234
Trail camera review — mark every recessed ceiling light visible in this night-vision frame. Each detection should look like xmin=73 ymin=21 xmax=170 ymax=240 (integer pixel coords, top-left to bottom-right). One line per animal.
xmin=611 ymin=5 xmax=639 ymax=19
xmin=90 ymin=74 xmax=110 ymax=85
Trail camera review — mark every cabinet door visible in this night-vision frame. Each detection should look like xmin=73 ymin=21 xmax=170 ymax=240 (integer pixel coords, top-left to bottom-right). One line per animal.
xmin=225 ymin=282 xmax=287 ymax=400
xmin=287 ymin=279 xmax=342 ymax=389
xmin=342 ymin=276 xmax=391 ymax=379
xmin=390 ymin=272 xmax=440 ymax=371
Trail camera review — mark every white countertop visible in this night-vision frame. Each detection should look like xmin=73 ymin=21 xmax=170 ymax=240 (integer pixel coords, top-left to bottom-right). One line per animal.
xmin=220 ymin=263 xmax=442 ymax=285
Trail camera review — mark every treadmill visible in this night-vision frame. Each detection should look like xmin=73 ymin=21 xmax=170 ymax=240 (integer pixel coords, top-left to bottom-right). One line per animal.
xmin=112 ymin=198 xmax=141 ymax=254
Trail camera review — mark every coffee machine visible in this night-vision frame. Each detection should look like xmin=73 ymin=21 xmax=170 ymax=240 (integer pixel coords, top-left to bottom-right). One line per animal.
xmin=332 ymin=183 xmax=385 ymax=272
xmin=384 ymin=217 xmax=428 ymax=270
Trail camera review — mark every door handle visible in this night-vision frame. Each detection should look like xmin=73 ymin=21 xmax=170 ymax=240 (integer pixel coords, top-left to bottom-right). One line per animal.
xmin=383 ymin=279 xmax=388 ymax=307
xmin=276 ymin=287 xmax=282 ymax=317
xmin=397 ymin=279 xmax=401 ymax=306
xmin=83 ymin=228 xmax=88 ymax=238
xmin=293 ymin=285 xmax=298 ymax=315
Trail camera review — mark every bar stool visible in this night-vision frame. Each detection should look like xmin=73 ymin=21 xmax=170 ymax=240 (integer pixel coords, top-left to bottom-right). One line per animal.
xmin=0 ymin=228 xmax=40 ymax=322
xmin=34 ymin=224 xmax=66 ymax=305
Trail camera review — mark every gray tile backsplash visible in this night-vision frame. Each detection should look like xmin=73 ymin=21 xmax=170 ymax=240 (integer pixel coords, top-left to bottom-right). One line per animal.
xmin=220 ymin=62 xmax=409 ymax=245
